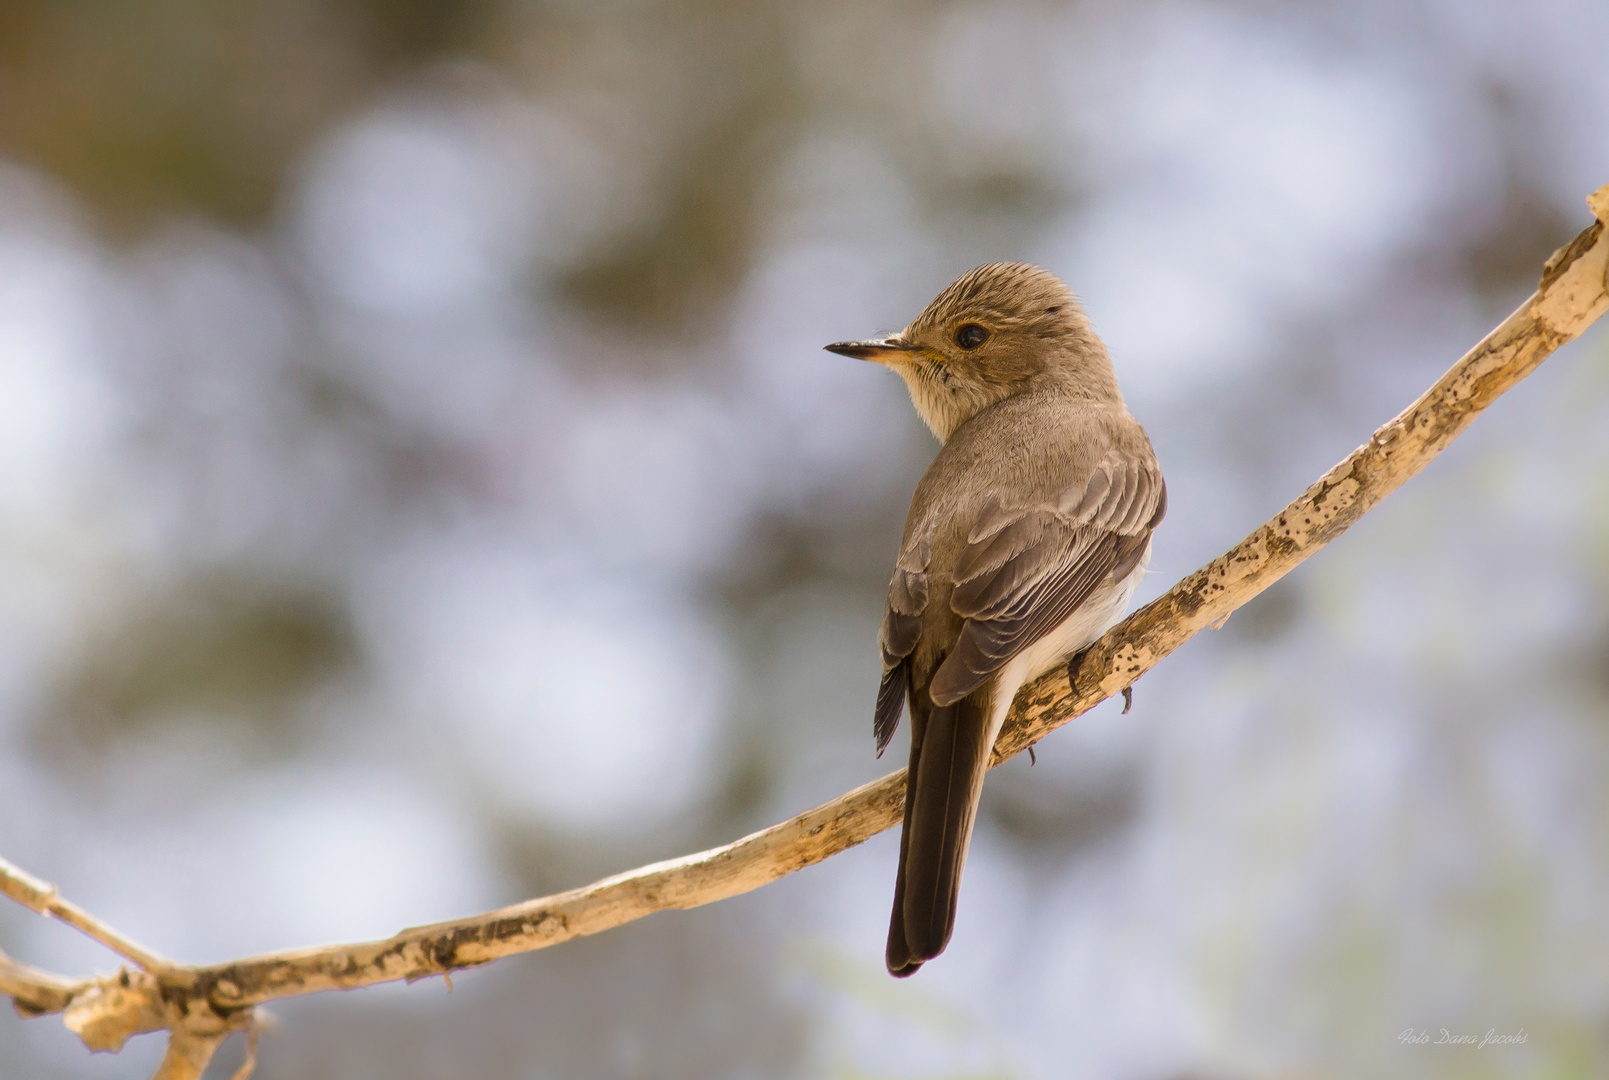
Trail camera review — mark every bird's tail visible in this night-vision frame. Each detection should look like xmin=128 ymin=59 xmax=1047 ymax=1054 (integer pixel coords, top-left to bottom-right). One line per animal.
xmin=886 ymin=687 xmax=994 ymax=977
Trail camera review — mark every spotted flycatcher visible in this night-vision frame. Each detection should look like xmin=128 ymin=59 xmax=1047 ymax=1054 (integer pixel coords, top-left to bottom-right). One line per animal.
xmin=826 ymin=263 xmax=1166 ymax=976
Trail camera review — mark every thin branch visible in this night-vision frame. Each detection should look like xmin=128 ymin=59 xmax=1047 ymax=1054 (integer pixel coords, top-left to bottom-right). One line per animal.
xmin=0 ymin=856 xmax=172 ymax=972
xmin=1 ymin=948 xmax=86 ymax=1018
xmin=3 ymin=182 xmax=1606 ymax=1068
xmin=152 ymin=1029 xmax=230 ymax=1080
xmin=228 ymin=1013 xmax=264 ymax=1080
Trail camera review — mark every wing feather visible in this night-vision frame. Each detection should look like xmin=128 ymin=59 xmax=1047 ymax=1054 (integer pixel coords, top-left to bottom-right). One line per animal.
xmin=928 ymin=452 xmax=1165 ymax=707
xmin=1095 ymin=458 xmax=1134 ymax=530
xmin=875 ymin=552 xmax=931 ymax=752
xmin=1067 ymin=466 xmax=1109 ymax=519
xmin=874 ymin=660 xmax=910 ymax=756
xmin=1116 ymin=464 xmax=1152 ymax=534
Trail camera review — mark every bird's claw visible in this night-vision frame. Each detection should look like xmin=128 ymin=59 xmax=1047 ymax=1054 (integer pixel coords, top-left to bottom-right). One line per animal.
xmin=1065 ymin=651 xmax=1085 ymax=694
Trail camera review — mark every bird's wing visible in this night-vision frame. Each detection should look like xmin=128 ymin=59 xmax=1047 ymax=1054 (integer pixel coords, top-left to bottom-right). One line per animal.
xmin=926 ymin=447 xmax=1165 ymax=707
xmin=874 ymin=533 xmax=931 ymax=756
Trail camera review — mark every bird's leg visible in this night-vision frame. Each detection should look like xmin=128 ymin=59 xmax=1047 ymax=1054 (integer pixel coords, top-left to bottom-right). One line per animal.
xmin=1068 ymin=649 xmax=1134 ymax=714
xmin=1027 ymin=746 xmax=1037 ymax=766
xmin=1065 ymin=648 xmax=1087 ymax=695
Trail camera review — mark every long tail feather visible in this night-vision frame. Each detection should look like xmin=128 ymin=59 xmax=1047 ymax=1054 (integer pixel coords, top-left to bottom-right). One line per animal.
xmin=886 ymin=689 xmax=992 ymax=976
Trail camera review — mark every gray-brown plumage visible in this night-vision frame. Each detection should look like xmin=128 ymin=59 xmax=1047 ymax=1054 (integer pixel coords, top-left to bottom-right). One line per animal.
xmin=826 ymin=263 xmax=1165 ymax=977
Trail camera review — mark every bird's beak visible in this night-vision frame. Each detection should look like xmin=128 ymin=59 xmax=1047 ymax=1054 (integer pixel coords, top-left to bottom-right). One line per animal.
xmin=823 ymin=336 xmax=913 ymax=363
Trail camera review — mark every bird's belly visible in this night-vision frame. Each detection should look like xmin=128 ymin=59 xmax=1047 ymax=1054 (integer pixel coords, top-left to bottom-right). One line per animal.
xmin=1017 ymin=570 xmax=1140 ymax=684
xmin=983 ymin=547 xmax=1150 ymax=745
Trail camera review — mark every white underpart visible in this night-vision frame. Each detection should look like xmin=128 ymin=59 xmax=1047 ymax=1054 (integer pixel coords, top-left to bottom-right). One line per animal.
xmin=982 ymin=538 xmax=1152 ymax=752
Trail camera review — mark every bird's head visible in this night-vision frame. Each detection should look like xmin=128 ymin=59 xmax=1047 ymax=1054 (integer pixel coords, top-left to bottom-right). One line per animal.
xmin=825 ymin=262 xmax=1118 ymax=442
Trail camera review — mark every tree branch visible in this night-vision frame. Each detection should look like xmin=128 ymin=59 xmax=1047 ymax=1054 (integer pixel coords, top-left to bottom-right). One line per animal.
xmin=0 ymin=856 xmax=172 ymax=972
xmin=5 ymin=182 xmax=1607 ymax=1075
xmin=1 ymin=947 xmax=87 ymax=1017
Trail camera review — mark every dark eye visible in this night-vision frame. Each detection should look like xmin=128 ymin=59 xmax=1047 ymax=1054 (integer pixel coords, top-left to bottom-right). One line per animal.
xmin=954 ymin=323 xmax=989 ymax=350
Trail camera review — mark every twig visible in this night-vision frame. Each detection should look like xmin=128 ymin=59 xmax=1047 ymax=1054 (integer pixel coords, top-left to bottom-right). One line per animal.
xmin=229 ymin=1012 xmax=264 ymax=1080
xmin=2 ymin=181 xmax=1606 ymax=1070
xmin=0 ymin=857 xmax=172 ymax=972
xmin=1 ymin=947 xmax=86 ymax=1017
xmin=153 ymin=1029 xmax=229 ymax=1080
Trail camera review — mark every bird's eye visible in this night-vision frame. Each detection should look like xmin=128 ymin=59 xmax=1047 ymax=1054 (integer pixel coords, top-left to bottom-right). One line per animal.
xmin=954 ymin=323 xmax=989 ymax=350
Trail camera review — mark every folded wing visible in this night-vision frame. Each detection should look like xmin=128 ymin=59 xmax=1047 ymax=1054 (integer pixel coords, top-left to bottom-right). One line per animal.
xmin=929 ymin=449 xmax=1165 ymax=707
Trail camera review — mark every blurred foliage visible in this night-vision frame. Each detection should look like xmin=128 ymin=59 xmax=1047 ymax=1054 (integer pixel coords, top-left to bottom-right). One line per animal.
xmin=1463 ymin=178 xmax=1579 ymax=305
xmin=558 ymin=71 xmax=798 ymax=336
xmin=0 ymin=0 xmax=506 ymax=231
xmin=0 ymin=0 xmax=1070 ymax=336
xmin=0 ymin=0 xmax=805 ymax=333
xmin=35 ymin=574 xmax=357 ymax=764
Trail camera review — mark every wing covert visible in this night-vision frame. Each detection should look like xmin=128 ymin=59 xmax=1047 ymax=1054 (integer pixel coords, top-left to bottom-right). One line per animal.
xmin=928 ymin=450 xmax=1165 ymax=707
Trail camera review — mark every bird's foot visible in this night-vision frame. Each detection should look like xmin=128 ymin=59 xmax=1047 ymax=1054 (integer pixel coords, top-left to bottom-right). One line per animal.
xmin=1068 ymin=651 xmax=1132 ymax=714
xmin=1065 ymin=649 xmax=1087 ymax=694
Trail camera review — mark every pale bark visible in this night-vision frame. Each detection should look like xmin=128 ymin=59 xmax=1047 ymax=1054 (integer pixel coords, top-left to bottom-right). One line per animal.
xmin=4 ymin=182 xmax=1607 ymax=1077
xmin=0 ymin=856 xmax=170 ymax=971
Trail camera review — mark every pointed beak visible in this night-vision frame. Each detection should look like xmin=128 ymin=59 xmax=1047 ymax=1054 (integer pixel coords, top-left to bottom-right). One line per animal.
xmin=823 ymin=336 xmax=913 ymax=363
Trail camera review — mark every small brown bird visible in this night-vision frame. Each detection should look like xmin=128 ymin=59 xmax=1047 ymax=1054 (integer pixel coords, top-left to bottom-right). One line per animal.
xmin=826 ymin=263 xmax=1165 ymax=976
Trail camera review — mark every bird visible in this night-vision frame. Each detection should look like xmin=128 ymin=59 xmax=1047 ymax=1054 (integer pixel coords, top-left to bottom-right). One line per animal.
xmin=824 ymin=263 xmax=1165 ymax=977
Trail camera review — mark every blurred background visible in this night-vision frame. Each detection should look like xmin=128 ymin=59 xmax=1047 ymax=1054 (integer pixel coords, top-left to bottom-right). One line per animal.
xmin=1 ymin=1 xmax=1607 ymax=1077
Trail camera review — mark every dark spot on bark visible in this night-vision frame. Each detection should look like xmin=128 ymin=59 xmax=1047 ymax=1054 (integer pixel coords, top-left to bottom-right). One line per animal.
xmin=429 ymin=938 xmax=459 ymax=971
xmin=1175 ymin=589 xmax=1205 ymax=617
xmin=1266 ymin=534 xmax=1300 ymax=559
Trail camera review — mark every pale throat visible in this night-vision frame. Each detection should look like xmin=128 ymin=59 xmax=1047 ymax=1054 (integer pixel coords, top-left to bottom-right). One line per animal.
xmin=893 ymin=361 xmax=997 ymax=443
